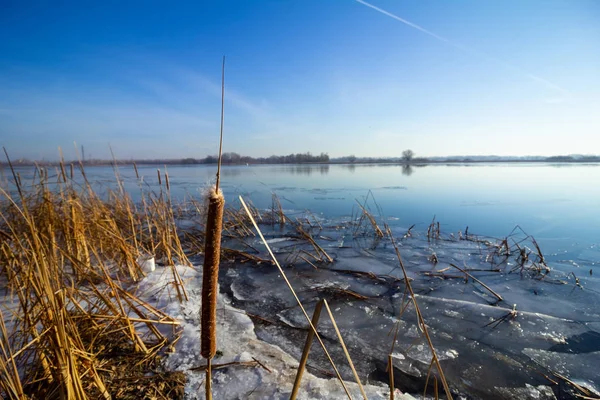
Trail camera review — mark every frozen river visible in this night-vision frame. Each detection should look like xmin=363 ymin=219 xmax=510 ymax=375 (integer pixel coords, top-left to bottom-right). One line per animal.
xmin=5 ymin=162 xmax=600 ymax=398
xmin=12 ymin=161 xmax=597 ymax=273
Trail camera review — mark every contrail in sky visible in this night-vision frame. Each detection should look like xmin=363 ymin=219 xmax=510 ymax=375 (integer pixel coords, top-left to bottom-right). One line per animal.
xmin=355 ymin=0 xmax=567 ymax=95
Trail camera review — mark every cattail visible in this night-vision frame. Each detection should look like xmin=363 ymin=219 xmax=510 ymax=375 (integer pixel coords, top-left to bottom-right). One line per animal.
xmin=59 ymin=161 xmax=67 ymax=183
xmin=200 ymin=187 xmax=225 ymax=359
xmin=202 ymin=55 xmax=226 ymax=400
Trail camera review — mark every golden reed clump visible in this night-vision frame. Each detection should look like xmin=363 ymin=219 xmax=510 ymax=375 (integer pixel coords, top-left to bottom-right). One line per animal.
xmin=200 ymin=187 xmax=225 ymax=360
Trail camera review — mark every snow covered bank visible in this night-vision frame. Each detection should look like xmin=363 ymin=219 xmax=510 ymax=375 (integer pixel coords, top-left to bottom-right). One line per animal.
xmin=137 ymin=265 xmax=414 ymax=400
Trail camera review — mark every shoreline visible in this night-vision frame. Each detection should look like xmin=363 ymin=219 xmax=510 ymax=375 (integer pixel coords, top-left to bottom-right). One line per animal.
xmin=3 ymin=159 xmax=600 ymax=168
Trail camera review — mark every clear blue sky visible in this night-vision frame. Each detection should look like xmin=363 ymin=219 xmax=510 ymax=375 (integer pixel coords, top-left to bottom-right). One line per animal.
xmin=1 ymin=0 xmax=599 ymax=160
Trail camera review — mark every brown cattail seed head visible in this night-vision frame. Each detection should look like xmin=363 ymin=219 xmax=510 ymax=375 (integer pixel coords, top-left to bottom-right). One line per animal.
xmin=201 ymin=187 xmax=225 ymax=359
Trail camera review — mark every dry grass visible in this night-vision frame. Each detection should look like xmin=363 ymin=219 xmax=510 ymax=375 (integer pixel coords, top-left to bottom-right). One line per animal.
xmin=0 ymin=152 xmax=189 ymax=399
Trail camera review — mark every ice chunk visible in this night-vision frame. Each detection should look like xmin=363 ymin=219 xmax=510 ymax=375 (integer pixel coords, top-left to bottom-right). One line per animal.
xmin=137 ymin=255 xmax=155 ymax=272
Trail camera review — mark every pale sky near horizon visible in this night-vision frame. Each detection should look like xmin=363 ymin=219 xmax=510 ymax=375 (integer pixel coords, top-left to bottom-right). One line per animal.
xmin=1 ymin=0 xmax=599 ymax=160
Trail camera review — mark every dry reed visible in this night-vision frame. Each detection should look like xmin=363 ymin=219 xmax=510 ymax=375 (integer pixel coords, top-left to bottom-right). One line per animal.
xmin=291 ymin=300 xmax=324 ymax=400
xmin=239 ymin=196 xmax=353 ymax=399
xmin=386 ymin=226 xmax=453 ymax=399
xmin=449 ymin=263 xmax=504 ymax=302
xmin=0 ymin=152 xmax=189 ymax=399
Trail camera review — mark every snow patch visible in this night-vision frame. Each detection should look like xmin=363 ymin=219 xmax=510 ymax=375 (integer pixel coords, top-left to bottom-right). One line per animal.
xmin=136 ymin=265 xmax=408 ymax=399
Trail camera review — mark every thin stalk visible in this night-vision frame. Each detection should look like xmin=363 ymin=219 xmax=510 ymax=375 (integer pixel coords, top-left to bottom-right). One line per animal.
xmin=290 ymin=300 xmax=324 ymax=400
xmin=386 ymin=227 xmax=453 ymax=399
xmin=206 ymin=358 xmax=213 ymax=400
xmin=323 ymin=300 xmax=368 ymax=399
xmin=239 ymin=196 xmax=352 ymax=399
xmin=215 ymin=56 xmax=226 ymax=191
xmin=388 ymin=355 xmax=394 ymax=400
xmin=449 ymin=263 xmax=503 ymax=302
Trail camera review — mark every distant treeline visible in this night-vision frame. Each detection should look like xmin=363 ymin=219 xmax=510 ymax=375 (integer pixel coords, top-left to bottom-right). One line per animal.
xmin=334 ymin=155 xmax=600 ymax=164
xmin=3 ymin=153 xmax=600 ymax=167
xmin=181 ymin=152 xmax=330 ymax=165
xmin=544 ymin=155 xmax=600 ymax=162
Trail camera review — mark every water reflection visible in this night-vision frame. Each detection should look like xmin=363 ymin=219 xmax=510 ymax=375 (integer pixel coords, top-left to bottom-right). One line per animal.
xmin=218 ymin=164 xmax=332 ymax=176
xmin=217 ymin=163 xmax=418 ymax=177
xmin=342 ymin=164 xmax=356 ymax=173
xmin=341 ymin=162 xmax=416 ymax=176
xmin=281 ymin=165 xmax=330 ymax=175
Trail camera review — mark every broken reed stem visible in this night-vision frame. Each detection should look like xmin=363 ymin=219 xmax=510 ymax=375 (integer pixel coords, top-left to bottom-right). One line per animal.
xmin=323 ymin=300 xmax=368 ymax=400
xmin=291 ymin=300 xmax=324 ymax=400
xmin=356 ymin=200 xmax=384 ymax=238
xmin=296 ymin=224 xmax=333 ymax=263
xmin=239 ymin=196 xmax=352 ymax=399
xmin=449 ymin=263 xmax=503 ymax=302
xmin=201 ymin=188 xmax=225 ymax=361
xmin=388 ymin=355 xmax=395 ymax=400
xmin=190 ymin=359 xmax=266 ymax=372
xmin=386 ymin=227 xmax=453 ymax=400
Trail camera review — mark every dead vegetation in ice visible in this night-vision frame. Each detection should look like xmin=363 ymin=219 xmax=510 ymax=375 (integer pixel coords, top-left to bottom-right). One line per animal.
xmin=137 ymin=265 xmax=411 ymax=399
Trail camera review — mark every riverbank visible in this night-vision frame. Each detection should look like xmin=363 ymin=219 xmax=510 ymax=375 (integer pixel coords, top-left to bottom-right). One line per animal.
xmin=3 ymin=156 xmax=600 ymax=168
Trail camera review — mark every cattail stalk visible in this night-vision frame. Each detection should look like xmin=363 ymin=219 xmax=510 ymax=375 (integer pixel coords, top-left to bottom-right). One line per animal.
xmin=200 ymin=188 xmax=225 ymax=359
xmin=200 ymin=188 xmax=225 ymax=400
xmin=201 ymin=55 xmax=226 ymax=400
